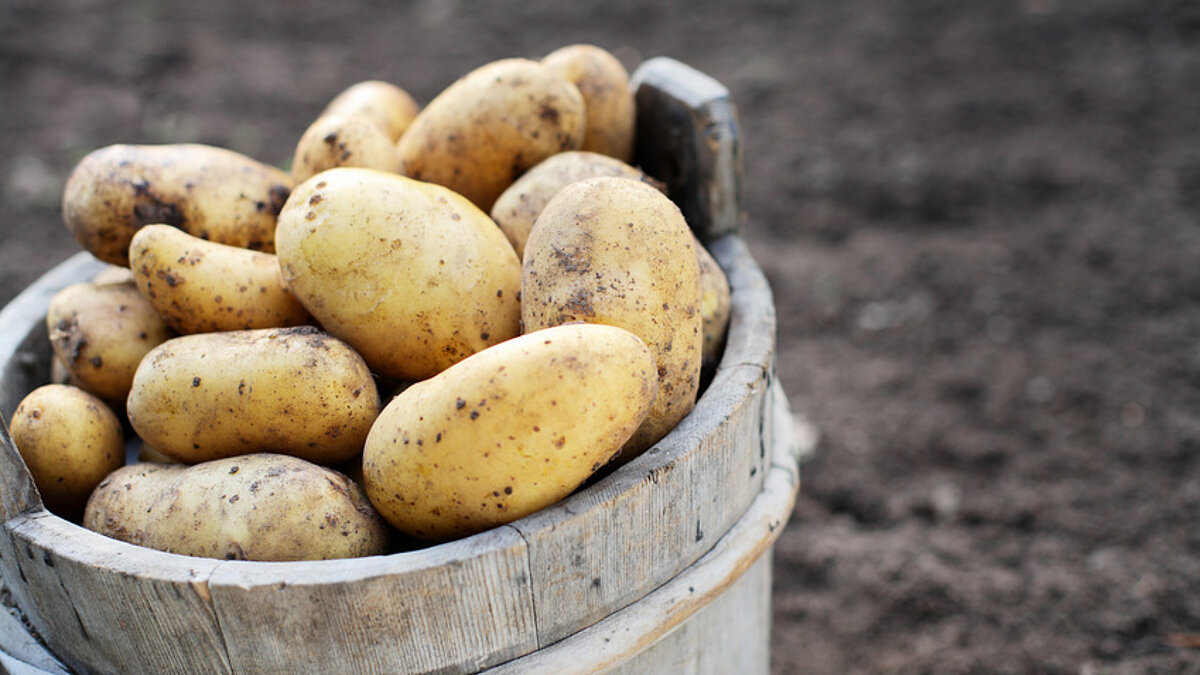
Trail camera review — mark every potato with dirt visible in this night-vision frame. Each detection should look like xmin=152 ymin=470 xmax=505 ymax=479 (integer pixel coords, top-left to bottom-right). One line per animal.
xmin=275 ymin=167 xmax=521 ymax=381
xmin=129 ymin=224 xmax=311 ymax=334
xmin=83 ymin=453 xmax=388 ymax=561
xmin=47 ymin=278 xmax=173 ymax=404
xmin=290 ymin=114 xmax=401 ymax=184
xmin=542 ymin=44 xmax=637 ymax=162
xmin=363 ymin=323 xmax=658 ymax=541
xmin=126 ymin=326 xmax=379 ymax=465
xmin=396 ymin=58 xmax=586 ymax=211
xmin=8 ymin=384 xmax=124 ymax=521
xmin=321 ymin=80 xmax=421 ymax=142
xmin=522 ymin=176 xmax=703 ymax=463
xmin=62 ymin=143 xmax=292 ymax=266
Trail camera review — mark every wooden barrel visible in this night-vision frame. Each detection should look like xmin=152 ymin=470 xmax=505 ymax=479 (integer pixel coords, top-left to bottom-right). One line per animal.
xmin=0 ymin=58 xmax=804 ymax=674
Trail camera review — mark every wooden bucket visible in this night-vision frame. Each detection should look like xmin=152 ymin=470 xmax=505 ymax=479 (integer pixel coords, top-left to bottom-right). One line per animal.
xmin=0 ymin=58 xmax=803 ymax=675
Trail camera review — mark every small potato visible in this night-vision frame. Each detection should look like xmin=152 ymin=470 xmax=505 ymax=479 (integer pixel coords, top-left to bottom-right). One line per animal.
xmin=522 ymin=177 xmax=703 ymax=463
xmin=8 ymin=384 xmax=124 ymax=521
xmin=695 ymin=237 xmax=731 ymax=372
xmin=364 ymin=324 xmax=658 ymax=541
xmin=396 ymin=58 xmax=586 ymax=211
xmin=84 ymin=454 xmax=388 ymax=561
xmin=62 ymin=144 xmax=292 ymax=266
xmin=321 ymin=80 xmax=421 ymax=142
xmin=47 ymin=279 xmax=174 ymax=403
xmin=127 ymin=326 xmax=380 ymax=465
xmin=490 ymin=151 xmax=661 ymax=259
xmin=290 ymin=115 xmax=401 ymax=184
xmin=275 ymin=167 xmax=521 ymax=380
xmin=542 ymin=44 xmax=636 ymax=162
xmin=129 ymin=224 xmax=311 ymax=334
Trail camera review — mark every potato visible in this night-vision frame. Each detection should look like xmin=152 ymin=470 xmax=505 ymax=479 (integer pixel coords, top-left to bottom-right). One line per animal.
xmin=62 ymin=144 xmax=292 ymax=266
xmin=126 ymin=326 xmax=379 ymax=465
xmin=129 ymin=224 xmax=311 ymax=334
xmin=490 ymin=151 xmax=661 ymax=258
xmin=83 ymin=454 xmax=388 ymax=561
xmin=291 ymin=114 xmax=401 ymax=184
xmin=542 ymin=44 xmax=636 ymax=162
xmin=695 ymin=237 xmax=732 ymax=372
xmin=522 ymin=177 xmax=702 ymax=463
xmin=321 ymin=80 xmax=421 ymax=142
xmin=47 ymin=279 xmax=174 ymax=403
xmin=8 ymin=384 xmax=124 ymax=521
xmin=363 ymin=323 xmax=657 ymax=541
xmin=275 ymin=167 xmax=521 ymax=380
xmin=396 ymin=58 xmax=586 ymax=211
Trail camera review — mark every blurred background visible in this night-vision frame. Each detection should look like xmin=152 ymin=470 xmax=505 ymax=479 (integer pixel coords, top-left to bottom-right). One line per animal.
xmin=3 ymin=1 xmax=1200 ymax=672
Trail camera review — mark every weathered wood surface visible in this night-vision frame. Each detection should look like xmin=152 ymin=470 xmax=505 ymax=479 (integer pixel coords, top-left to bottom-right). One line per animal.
xmin=631 ymin=57 xmax=744 ymax=244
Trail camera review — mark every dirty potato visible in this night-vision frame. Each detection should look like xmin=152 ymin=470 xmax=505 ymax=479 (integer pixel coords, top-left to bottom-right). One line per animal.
xmin=83 ymin=454 xmax=388 ymax=561
xmin=396 ymin=58 xmax=586 ymax=211
xmin=695 ymin=236 xmax=731 ymax=372
xmin=126 ymin=326 xmax=379 ymax=465
xmin=62 ymin=144 xmax=292 ymax=266
xmin=363 ymin=323 xmax=658 ymax=541
xmin=275 ymin=167 xmax=521 ymax=380
xmin=490 ymin=151 xmax=660 ymax=258
xmin=8 ymin=384 xmax=124 ymax=521
xmin=290 ymin=115 xmax=401 ymax=184
xmin=129 ymin=224 xmax=311 ymax=334
xmin=542 ymin=44 xmax=636 ymax=162
xmin=522 ymin=177 xmax=703 ymax=463
xmin=47 ymin=279 xmax=173 ymax=404
xmin=321 ymin=80 xmax=421 ymax=142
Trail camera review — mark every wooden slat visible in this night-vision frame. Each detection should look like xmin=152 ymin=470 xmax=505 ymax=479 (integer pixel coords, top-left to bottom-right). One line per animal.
xmin=206 ymin=526 xmax=538 ymax=674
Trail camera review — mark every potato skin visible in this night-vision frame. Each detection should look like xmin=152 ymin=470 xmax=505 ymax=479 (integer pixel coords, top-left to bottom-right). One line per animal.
xmin=126 ymin=326 xmax=380 ymax=465
xmin=522 ymin=177 xmax=703 ymax=463
xmin=83 ymin=454 xmax=388 ymax=561
xmin=47 ymin=279 xmax=174 ymax=403
xmin=542 ymin=44 xmax=636 ymax=162
xmin=322 ymin=80 xmax=420 ymax=142
xmin=275 ymin=167 xmax=521 ymax=381
xmin=9 ymin=384 xmax=124 ymax=521
xmin=291 ymin=114 xmax=401 ymax=184
xmin=363 ymin=324 xmax=657 ymax=541
xmin=695 ymin=236 xmax=731 ymax=372
xmin=396 ymin=58 xmax=586 ymax=211
xmin=62 ymin=144 xmax=292 ymax=266
xmin=129 ymin=224 xmax=311 ymax=334
xmin=490 ymin=151 xmax=660 ymax=259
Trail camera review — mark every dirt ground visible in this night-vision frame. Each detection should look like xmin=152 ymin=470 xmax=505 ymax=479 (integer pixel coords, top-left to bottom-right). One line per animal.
xmin=3 ymin=1 xmax=1200 ymax=673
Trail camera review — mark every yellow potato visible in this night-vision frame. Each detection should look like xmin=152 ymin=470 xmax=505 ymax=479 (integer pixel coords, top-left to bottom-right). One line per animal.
xmin=129 ymin=224 xmax=311 ymax=334
xmin=490 ymin=151 xmax=661 ymax=258
xmin=291 ymin=114 xmax=401 ymax=184
xmin=47 ymin=279 xmax=173 ymax=403
xmin=83 ymin=454 xmax=388 ymax=561
xmin=396 ymin=58 xmax=586 ymax=211
xmin=62 ymin=144 xmax=292 ymax=266
xmin=542 ymin=44 xmax=636 ymax=162
xmin=275 ymin=167 xmax=521 ymax=380
xmin=321 ymin=80 xmax=421 ymax=142
xmin=695 ymin=237 xmax=731 ymax=372
xmin=522 ymin=177 xmax=702 ymax=463
xmin=127 ymin=326 xmax=380 ymax=465
xmin=363 ymin=323 xmax=658 ymax=541
xmin=8 ymin=384 xmax=124 ymax=521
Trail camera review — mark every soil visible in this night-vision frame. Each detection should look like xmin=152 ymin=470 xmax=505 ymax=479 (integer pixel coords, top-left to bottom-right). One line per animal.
xmin=2 ymin=1 xmax=1199 ymax=673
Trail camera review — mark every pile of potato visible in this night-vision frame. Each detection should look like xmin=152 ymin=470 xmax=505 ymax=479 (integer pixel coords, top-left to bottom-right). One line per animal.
xmin=7 ymin=45 xmax=731 ymax=560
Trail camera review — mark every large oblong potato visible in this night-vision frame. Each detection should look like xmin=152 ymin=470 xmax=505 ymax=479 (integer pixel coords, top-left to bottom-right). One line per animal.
xmin=275 ymin=167 xmax=521 ymax=381
xmin=522 ymin=177 xmax=703 ymax=463
xmin=321 ymin=80 xmax=421 ymax=142
xmin=290 ymin=114 xmax=401 ymax=184
xmin=84 ymin=454 xmax=388 ymax=561
xmin=129 ymin=224 xmax=311 ymax=334
xmin=363 ymin=323 xmax=658 ymax=541
xmin=490 ymin=151 xmax=660 ymax=259
xmin=396 ymin=58 xmax=586 ymax=211
xmin=542 ymin=44 xmax=636 ymax=162
xmin=127 ymin=326 xmax=380 ymax=465
xmin=47 ymin=279 xmax=174 ymax=403
xmin=8 ymin=384 xmax=124 ymax=521
xmin=62 ymin=144 xmax=292 ymax=266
